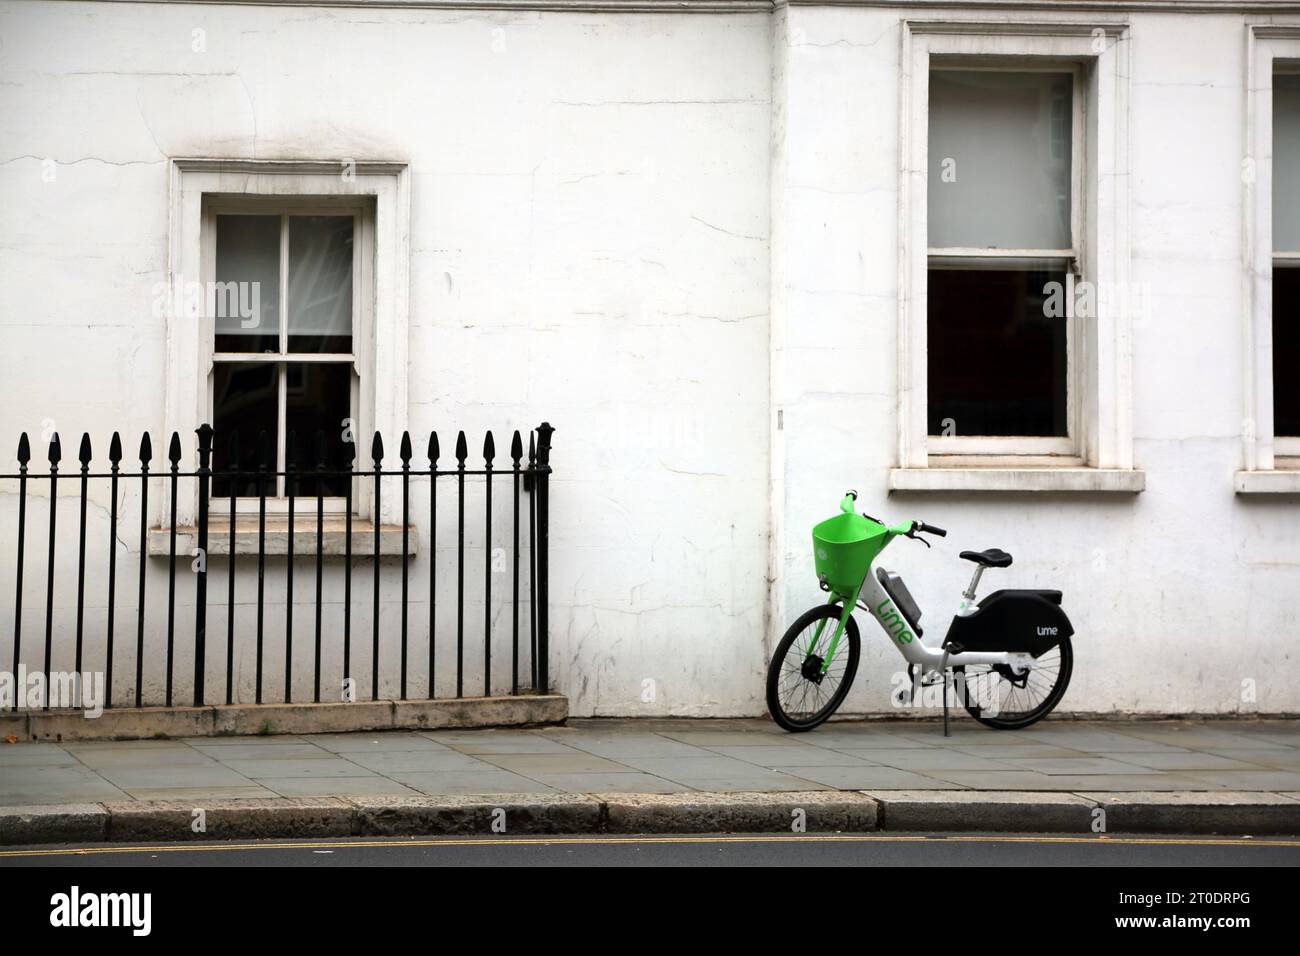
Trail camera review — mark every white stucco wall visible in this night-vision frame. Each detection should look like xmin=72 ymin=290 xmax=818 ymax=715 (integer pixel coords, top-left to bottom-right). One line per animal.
xmin=0 ymin=0 xmax=1296 ymax=716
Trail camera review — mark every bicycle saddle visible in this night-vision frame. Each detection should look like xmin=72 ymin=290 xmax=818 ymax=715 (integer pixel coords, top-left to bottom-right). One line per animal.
xmin=959 ymin=548 xmax=1013 ymax=568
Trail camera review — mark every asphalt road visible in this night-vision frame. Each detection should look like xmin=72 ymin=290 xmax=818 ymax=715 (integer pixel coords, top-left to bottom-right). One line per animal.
xmin=3 ymin=833 xmax=1298 ymax=867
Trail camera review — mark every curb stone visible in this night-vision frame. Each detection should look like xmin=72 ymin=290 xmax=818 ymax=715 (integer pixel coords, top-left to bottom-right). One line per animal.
xmin=349 ymin=794 xmax=602 ymax=835
xmin=601 ymin=791 xmax=879 ymax=833
xmin=5 ymin=790 xmax=1300 ymax=845
xmin=103 ymin=798 xmax=353 ymax=842
xmin=864 ymin=790 xmax=1099 ymax=832
xmin=1080 ymin=791 xmax=1300 ymax=835
xmin=0 ymin=804 xmax=109 ymax=845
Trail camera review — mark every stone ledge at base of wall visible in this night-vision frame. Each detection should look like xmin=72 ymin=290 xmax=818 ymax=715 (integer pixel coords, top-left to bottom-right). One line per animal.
xmin=0 ymin=695 xmax=568 ymax=742
xmin=3 ymin=791 xmax=1299 ymax=845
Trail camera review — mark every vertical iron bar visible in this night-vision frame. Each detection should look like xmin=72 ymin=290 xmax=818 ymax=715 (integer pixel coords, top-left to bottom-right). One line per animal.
xmin=527 ymin=431 xmax=536 ymax=690
xmin=284 ymin=430 xmax=295 ymax=705
xmin=314 ymin=431 xmax=324 ymax=704
xmin=371 ymin=432 xmax=383 ymax=701
xmin=135 ymin=434 xmax=150 ymax=708
xmin=427 ymin=433 xmax=439 ymax=700
xmin=165 ymin=432 xmax=181 ymax=707
xmin=510 ymin=431 xmax=522 ymax=697
xmin=534 ymin=423 xmax=554 ymax=695
xmin=255 ymin=430 xmax=268 ymax=705
xmin=344 ymin=443 xmax=353 ymax=698
xmin=193 ymin=424 xmax=212 ymax=707
xmin=225 ymin=432 xmax=238 ymax=706
xmin=11 ymin=434 xmax=30 ymax=711
xmin=399 ymin=432 xmax=411 ymax=701
xmin=455 ymin=431 xmax=466 ymax=699
xmin=42 ymin=433 xmax=60 ymax=710
xmin=483 ymin=431 xmax=494 ymax=697
xmin=74 ymin=435 xmax=90 ymax=695
xmin=105 ymin=433 xmax=121 ymax=709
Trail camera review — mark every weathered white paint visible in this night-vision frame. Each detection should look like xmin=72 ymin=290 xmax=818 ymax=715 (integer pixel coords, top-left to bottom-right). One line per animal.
xmin=0 ymin=1 xmax=1297 ymax=717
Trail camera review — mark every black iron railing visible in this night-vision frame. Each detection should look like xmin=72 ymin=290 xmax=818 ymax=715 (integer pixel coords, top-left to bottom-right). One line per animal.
xmin=2 ymin=422 xmax=554 ymax=710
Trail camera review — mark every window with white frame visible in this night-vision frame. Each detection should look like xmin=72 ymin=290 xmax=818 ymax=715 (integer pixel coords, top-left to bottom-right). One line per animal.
xmin=891 ymin=22 xmax=1138 ymax=493
xmin=162 ymin=160 xmax=410 ymax=532
xmin=205 ymin=201 xmax=369 ymax=507
xmin=1272 ymin=71 xmax=1300 ymax=461
xmin=926 ymin=66 xmax=1082 ymax=456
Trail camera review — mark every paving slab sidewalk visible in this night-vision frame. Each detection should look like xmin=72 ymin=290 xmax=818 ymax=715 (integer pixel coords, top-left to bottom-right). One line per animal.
xmin=2 ymin=718 xmax=1299 ymax=842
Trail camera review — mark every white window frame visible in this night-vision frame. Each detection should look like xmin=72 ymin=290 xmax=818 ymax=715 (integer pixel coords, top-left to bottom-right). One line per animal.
xmin=892 ymin=20 xmax=1142 ymax=493
xmin=165 ymin=159 xmax=410 ymax=527
xmin=1240 ymin=25 xmax=1300 ymax=492
xmin=204 ymin=198 xmax=370 ymax=517
xmin=926 ymin=60 xmax=1085 ymax=459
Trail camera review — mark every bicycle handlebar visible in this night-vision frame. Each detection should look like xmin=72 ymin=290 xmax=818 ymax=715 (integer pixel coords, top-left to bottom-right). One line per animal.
xmin=915 ymin=521 xmax=947 ymax=538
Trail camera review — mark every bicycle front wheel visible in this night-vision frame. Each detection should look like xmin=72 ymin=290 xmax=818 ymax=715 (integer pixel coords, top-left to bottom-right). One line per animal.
xmin=766 ymin=604 xmax=860 ymax=732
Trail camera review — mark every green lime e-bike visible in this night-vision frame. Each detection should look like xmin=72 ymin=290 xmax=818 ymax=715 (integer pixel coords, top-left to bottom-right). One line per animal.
xmin=765 ymin=491 xmax=1073 ymax=734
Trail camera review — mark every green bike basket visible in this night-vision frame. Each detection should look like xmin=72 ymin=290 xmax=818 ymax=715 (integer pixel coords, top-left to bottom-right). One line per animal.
xmin=812 ymin=513 xmax=889 ymax=596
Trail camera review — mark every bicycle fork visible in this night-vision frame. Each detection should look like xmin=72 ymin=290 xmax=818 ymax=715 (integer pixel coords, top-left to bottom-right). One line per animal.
xmin=806 ymin=584 xmax=863 ymax=676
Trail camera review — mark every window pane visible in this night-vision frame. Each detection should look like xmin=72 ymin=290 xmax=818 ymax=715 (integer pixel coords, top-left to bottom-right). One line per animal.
xmin=927 ymin=267 xmax=1068 ymax=437
xmin=214 ymin=215 xmax=280 ymax=353
xmin=288 ymin=216 xmax=354 ymax=353
xmin=1275 ymin=74 xmax=1300 ymax=251
xmin=212 ymin=362 xmax=278 ymax=497
xmin=929 ymin=71 xmax=1073 ymax=250
xmin=286 ymin=363 xmax=353 ymax=497
xmin=1274 ymin=267 xmax=1300 ymax=437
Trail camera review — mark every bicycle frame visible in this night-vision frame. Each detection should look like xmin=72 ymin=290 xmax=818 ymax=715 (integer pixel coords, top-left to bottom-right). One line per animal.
xmin=811 ymin=548 xmax=1032 ymax=677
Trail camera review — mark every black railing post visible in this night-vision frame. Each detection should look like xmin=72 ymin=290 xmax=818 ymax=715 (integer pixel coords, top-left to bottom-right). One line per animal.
xmin=427 ymin=432 xmax=439 ymax=700
xmin=510 ymin=431 xmax=522 ymax=697
xmin=74 ymin=435 xmax=91 ymax=695
xmin=534 ymin=422 xmax=554 ymax=695
xmin=313 ymin=430 xmax=325 ymax=704
xmin=255 ymin=430 xmax=269 ymax=705
xmin=371 ymin=431 xmax=383 ymax=701
xmin=43 ymin=433 xmax=60 ymax=710
xmin=106 ymin=433 xmax=121 ymax=709
xmin=193 ymin=423 xmax=212 ymax=706
xmin=399 ymin=431 xmax=412 ymax=701
xmin=343 ymin=437 xmax=353 ymax=699
xmin=165 ymin=432 xmax=181 ymax=708
xmin=225 ymin=431 xmax=238 ymax=706
xmin=527 ymin=431 xmax=536 ymax=690
xmin=285 ymin=430 xmax=296 ymax=705
xmin=11 ymin=434 xmax=29 ymax=711
xmin=455 ymin=431 xmax=467 ymax=698
xmin=135 ymin=433 xmax=150 ymax=708
xmin=483 ymin=430 xmax=494 ymax=697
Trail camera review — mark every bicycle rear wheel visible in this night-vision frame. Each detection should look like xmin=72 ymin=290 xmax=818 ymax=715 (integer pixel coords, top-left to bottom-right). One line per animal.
xmin=955 ymin=635 xmax=1072 ymax=729
xmin=766 ymin=604 xmax=861 ymax=732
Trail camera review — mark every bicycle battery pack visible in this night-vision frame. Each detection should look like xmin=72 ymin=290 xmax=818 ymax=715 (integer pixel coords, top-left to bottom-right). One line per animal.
xmin=942 ymin=590 xmax=1072 ymax=656
xmin=876 ymin=568 xmax=923 ymax=638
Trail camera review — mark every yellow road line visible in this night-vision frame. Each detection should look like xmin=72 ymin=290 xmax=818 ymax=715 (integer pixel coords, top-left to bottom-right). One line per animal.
xmin=2 ymin=832 xmax=1299 ymax=858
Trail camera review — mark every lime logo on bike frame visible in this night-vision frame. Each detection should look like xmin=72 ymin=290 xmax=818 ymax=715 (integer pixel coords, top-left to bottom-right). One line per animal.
xmin=876 ymin=600 xmax=914 ymax=645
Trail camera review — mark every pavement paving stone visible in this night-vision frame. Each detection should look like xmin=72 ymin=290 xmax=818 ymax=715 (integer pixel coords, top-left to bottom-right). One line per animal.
xmin=524 ymin=773 xmax=692 ymax=794
xmin=770 ymin=765 xmax=958 ymax=790
xmin=221 ymin=757 xmax=383 ymax=779
xmin=384 ymin=770 xmax=557 ymax=795
xmin=5 ymin=719 xmax=1300 ymax=807
xmin=308 ymin=733 xmax=453 ymax=753
xmin=256 ymin=776 xmax=422 ymax=798
xmin=334 ymin=750 xmax=489 ymax=773
xmin=702 ymin=745 xmax=876 ymax=767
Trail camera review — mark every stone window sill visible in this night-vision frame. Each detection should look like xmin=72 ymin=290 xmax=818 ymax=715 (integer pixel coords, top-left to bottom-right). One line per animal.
xmin=1234 ymin=470 xmax=1300 ymax=494
xmin=889 ymin=467 xmax=1145 ymax=493
xmin=148 ymin=519 xmax=418 ymax=557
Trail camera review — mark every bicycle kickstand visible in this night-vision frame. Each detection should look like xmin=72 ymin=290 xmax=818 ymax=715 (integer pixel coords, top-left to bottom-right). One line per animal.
xmin=942 ymin=669 xmax=951 ymax=738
